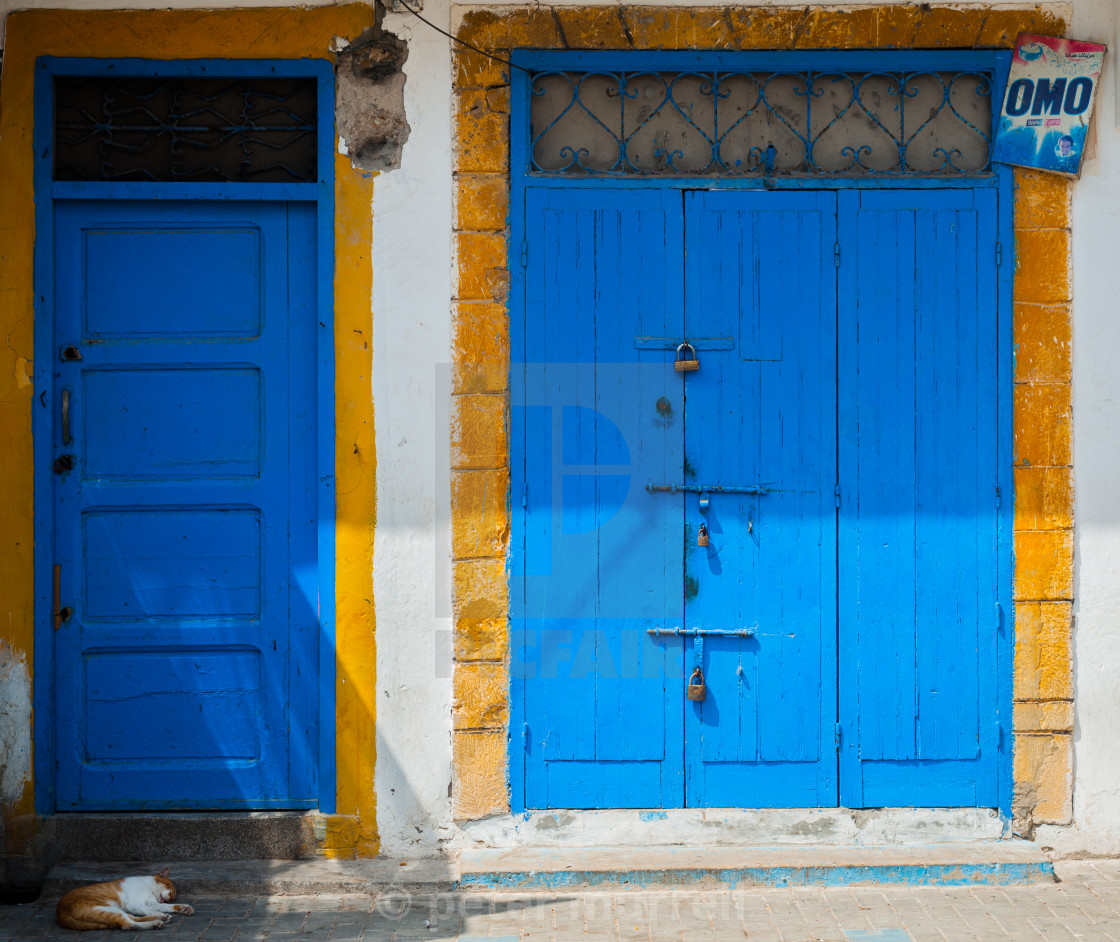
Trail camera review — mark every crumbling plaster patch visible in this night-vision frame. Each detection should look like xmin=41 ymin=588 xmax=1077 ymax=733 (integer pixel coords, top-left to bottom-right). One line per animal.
xmin=336 ymin=22 xmax=411 ymax=172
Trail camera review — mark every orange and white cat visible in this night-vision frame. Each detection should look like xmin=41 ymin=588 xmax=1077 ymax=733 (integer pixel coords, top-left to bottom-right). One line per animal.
xmin=56 ymin=868 xmax=194 ymax=931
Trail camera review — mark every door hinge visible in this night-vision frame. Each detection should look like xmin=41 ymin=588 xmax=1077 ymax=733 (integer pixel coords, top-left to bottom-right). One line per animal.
xmin=996 ymin=485 xmax=1001 ymax=508
xmin=522 ymin=723 xmax=529 ymax=750
xmin=835 ymin=723 xmax=842 ymax=749
xmin=834 ymin=242 xmax=841 ymax=268
xmin=995 ymin=242 xmax=1002 ymax=267
xmin=834 ymin=484 xmax=841 ymax=508
xmin=520 ymin=242 xmax=528 ymax=268
xmin=995 ymin=719 xmax=1003 ymax=752
xmin=521 ymin=482 xmax=528 ymax=508
xmin=995 ymin=601 xmax=1003 ymax=632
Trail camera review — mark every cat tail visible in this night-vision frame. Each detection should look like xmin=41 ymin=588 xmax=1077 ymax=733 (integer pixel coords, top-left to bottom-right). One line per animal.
xmin=57 ymin=912 xmax=127 ymax=931
xmin=58 ymin=910 xmax=164 ymax=931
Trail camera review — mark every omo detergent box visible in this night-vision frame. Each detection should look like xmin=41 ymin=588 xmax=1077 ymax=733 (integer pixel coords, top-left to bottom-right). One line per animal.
xmin=993 ymin=34 xmax=1106 ymax=177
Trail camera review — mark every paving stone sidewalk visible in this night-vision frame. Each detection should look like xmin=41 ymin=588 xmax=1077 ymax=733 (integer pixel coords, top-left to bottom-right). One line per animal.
xmin=4 ymin=860 xmax=1120 ymax=942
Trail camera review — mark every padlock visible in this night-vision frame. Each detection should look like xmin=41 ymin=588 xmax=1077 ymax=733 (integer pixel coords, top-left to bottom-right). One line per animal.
xmin=687 ymin=667 xmax=707 ymax=701
xmin=674 ymin=342 xmax=699 ymax=373
xmin=697 ymin=523 xmax=709 ymax=547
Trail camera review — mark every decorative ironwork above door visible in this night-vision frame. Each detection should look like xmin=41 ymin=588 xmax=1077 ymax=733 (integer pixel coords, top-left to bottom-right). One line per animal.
xmin=53 ymin=77 xmax=317 ymax=183
xmin=530 ymin=70 xmax=993 ymax=176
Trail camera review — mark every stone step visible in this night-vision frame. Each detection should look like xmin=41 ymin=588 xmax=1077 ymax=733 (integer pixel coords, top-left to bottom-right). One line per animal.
xmin=42 ymin=841 xmax=1054 ymax=898
xmin=41 ymin=859 xmax=457 ymax=898
xmin=48 ymin=814 xmax=322 ymax=862
xmin=457 ymin=841 xmax=1055 ymax=890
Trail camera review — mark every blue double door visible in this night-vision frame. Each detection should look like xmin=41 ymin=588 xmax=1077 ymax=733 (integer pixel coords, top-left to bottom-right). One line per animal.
xmin=515 ymin=186 xmax=1001 ymax=809
xmin=50 ymin=200 xmax=319 ymax=809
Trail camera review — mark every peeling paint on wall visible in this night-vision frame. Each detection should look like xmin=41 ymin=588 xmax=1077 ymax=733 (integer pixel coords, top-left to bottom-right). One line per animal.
xmin=0 ymin=640 xmax=32 ymax=827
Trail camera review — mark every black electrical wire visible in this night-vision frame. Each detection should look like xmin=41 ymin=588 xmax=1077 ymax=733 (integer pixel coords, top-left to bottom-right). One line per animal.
xmin=391 ymin=0 xmax=534 ymax=73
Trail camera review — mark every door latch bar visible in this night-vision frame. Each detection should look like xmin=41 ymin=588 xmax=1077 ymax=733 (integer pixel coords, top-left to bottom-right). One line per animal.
xmin=646 ymin=483 xmax=773 ymax=496
xmin=647 ymin=626 xmax=757 ymax=638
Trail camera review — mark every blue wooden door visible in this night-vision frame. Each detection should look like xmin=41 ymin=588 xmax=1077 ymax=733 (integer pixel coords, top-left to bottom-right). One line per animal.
xmin=516 ymin=188 xmax=686 ymax=808
xmin=52 ymin=200 xmax=318 ymax=809
xmin=682 ymin=191 xmax=838 ymax=807
xmin=837 ymin=189 xmax=1001 ymax=807
xmin=517 ymin=185 xmax=1002 ymax=810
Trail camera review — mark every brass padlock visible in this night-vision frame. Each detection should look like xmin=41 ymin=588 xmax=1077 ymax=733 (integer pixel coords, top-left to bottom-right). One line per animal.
xmin=697 ymin=523 xmax=709 ymax=547
xmin=674 ymin=342 xmax=699 ymax=373
xmin=687 ymin=667 xmax=707 ymax=701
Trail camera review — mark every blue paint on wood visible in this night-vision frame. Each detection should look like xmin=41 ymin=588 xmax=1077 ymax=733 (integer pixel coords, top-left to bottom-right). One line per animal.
xmin=837 ymin=189 xmax=1001 ymax=808
xmin=517 ymin=187 xmax=686 ymax=809
xmin=456 ymin=861 xmax=1054 ymax=891
xmin=51 ymin=200 xmax=318 ymax=810
xmin=510 ymin=53 xmax=1013 ymax=814
xmin=34 ymin=56 xmax=335 ymax=814
xmin=683 ymin=190 xmax=838 ymax=808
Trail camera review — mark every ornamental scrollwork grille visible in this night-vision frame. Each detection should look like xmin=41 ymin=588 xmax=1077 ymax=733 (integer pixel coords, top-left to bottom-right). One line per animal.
xmin=53 ymin=77 xmax=318 ymax=183
xmin=530 ymin=70 xmax=993 ymax=176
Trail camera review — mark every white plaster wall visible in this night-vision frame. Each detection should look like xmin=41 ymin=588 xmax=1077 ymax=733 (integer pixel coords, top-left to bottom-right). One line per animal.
xmin=372 ymin=0 xmax=456 ymax=858
xmin=1035 ymin=0 xmax=1120 ymax=859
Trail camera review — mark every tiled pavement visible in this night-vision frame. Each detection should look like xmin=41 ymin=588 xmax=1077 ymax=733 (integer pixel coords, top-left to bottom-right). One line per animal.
xmin=5 ymin=860 xmax=1120 ymax=941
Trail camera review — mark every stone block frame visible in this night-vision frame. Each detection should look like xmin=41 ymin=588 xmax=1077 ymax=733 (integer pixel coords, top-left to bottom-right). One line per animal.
xmin=449 ymin=3 xmax=1074 ymax=833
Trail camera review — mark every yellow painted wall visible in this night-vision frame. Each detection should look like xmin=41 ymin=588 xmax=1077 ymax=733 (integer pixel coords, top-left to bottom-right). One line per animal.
xmin=449 ymin=3 xmax=1075 ymax=829
xmin=0 ymin=6 xmax=379 ymax=858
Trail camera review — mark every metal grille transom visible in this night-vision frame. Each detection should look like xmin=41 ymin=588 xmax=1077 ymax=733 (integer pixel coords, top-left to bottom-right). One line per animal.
xmin=53 ymin=77 xmax=318 ymax=183
xmin=530 ymin=70 xmax=993 ymax=176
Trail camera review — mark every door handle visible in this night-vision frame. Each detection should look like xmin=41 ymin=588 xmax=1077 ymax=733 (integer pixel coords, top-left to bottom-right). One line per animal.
xmin=62 ymin=388 xmax=72 ymax=445
xmin=53 ymin=564 xmax=73 ymax=630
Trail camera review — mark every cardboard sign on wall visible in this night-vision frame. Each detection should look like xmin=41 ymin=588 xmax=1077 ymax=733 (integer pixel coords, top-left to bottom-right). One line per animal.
xmin=993 ymin=34 xmax=1106 ymax=177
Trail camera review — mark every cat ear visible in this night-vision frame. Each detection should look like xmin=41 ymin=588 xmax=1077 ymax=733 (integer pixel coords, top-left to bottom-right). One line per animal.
xmin=158 ymin=868 xmax=171 ymax=879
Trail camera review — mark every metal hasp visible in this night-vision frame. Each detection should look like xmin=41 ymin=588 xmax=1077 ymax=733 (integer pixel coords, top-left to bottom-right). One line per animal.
xmin=647 ymin=626 xmax=758 ymax=639
xmin=646 ymin=483 xmax=772 ymax=495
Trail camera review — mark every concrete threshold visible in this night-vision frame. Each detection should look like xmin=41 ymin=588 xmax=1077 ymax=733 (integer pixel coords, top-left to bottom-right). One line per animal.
xmin=41 ymin=859 xmax=458 ymax=898
xmin=43 ymin=841 xmax=1054 ymax=896
xmin=457 ymin=841 xmax=1056 ymax=890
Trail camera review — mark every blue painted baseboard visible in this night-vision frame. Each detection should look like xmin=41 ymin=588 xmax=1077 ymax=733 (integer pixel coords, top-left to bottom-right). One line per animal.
xmin=456 ymin=860 xmax=1054 ymax=891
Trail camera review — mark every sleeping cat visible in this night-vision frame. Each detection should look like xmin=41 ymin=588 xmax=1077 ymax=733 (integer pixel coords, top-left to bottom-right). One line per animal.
xmin=56 ymin=868 xmax=194 ymax=931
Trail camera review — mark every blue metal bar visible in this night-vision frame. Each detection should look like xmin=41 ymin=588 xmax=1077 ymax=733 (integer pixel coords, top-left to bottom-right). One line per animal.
xmin=521 ymin=176 xmax=1002 ymax=190
xmin=514 ymin=50 xmax=1008 ymax=73
xmin=634 ymin=336 xmax=734 ymax=350
xmin=51 ymin=181 xmax=319 ymax=201
xmin=646 ymin=483 xmax=772 ymax=495
xmin=647 ymin=627 xmax=758 ymax=638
